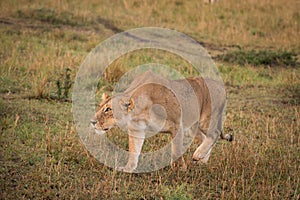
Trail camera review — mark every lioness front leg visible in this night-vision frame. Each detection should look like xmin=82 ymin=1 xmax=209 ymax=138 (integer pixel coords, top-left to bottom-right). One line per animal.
xmin=122 ymin=131 xmax=145 ymax=173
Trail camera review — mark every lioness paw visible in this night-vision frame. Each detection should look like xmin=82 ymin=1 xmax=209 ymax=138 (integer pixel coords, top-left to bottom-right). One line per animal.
xmin=192 ymin=150 xmax=211 ymax=164
xmin=120 ymin=163 xmax=137 ymax=173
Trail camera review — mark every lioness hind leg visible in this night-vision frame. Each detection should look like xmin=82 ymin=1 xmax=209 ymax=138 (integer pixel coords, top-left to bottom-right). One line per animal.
xmin=192 ymin=129 xmax=219 ymax=163
xmin=193 ymin=112 xmax=229 ymax=163
xmin=189 ymin=121 xmax=212 ymax=163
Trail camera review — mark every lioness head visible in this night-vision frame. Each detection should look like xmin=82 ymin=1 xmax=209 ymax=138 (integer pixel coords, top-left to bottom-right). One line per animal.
xmin=90 ymin=93 xmax=134 ymax=135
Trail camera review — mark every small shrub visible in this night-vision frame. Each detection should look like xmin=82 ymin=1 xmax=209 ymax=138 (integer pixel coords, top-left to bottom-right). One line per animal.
xmin=55 ymin=68 xmax=72 ymax=101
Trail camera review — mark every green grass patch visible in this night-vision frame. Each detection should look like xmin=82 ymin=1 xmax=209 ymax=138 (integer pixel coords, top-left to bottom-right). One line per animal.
xmin=162 ymin=184 xmax=193 ymax=200
xmin=217 ymin=50 xmax=298 ymax=67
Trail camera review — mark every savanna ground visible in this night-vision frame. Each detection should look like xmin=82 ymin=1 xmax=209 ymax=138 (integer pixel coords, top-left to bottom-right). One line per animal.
xmin=0 ymin=0 xmax=299 ymax=199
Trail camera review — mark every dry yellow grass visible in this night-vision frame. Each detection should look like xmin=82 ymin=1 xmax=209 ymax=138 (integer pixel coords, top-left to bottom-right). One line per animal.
xmin=1 ymin=0 xmax=299 ymax=50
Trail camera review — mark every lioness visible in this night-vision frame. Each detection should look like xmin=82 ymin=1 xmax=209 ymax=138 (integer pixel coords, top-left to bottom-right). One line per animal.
xmin=91 ymin=71 xmax=232 ymax=172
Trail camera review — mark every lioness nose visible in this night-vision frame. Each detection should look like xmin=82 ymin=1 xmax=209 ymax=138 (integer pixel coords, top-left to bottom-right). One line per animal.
xmin=90 ymin=120 xmax=97 ymax=126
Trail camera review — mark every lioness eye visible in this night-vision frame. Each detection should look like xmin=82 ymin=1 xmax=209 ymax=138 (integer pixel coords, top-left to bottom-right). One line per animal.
xmin=104 ymin=107 xmax=112 ymax=113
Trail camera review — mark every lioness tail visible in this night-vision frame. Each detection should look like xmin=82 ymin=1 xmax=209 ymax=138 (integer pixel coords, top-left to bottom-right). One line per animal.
xmin=220 ymin=132 xmax=233 ymax=142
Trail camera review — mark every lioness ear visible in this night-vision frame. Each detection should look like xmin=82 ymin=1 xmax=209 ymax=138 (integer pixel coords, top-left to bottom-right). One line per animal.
xmin=102 ymin=93 xmax=108 ymax=101
xmin=120 ymin=97 xmax=134 ymax=112
xmin=99 ymin=93 xmax=108 ymax=107
xmin=126 ymin=98 xmax=134 ymax=111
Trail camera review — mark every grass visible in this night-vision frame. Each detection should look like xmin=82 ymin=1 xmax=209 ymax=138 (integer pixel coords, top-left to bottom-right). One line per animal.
xmin=216 ymin=50 xmax=299 ymax=67
xmin=0 ymin=0 xmax=300 ymax=199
